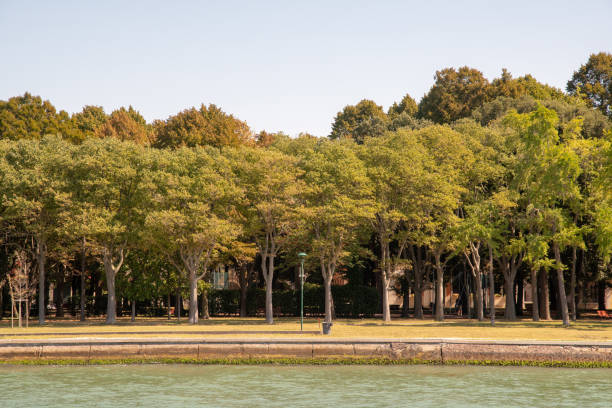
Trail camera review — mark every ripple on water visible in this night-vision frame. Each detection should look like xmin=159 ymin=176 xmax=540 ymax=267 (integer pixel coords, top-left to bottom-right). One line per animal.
xmin=0 ymin=365 xmax=610 ymax=408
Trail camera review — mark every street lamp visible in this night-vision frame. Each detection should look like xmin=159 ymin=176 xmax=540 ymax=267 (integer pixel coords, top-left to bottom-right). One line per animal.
xmin=298 ymin=252 xmax=307 ymax=331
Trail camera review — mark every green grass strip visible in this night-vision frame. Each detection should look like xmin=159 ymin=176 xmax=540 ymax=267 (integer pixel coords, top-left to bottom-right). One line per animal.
xmin=1 ymin=357 xmax=611 ymax=368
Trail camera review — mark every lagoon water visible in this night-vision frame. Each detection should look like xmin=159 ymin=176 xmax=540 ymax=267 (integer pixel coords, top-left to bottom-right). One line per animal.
xmin=0 ymin=364 xmax=610 ymax=407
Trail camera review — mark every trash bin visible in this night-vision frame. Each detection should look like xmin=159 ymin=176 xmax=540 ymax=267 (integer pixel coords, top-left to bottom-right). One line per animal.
xmin=322 ymin=322 xmax=333 ymax=335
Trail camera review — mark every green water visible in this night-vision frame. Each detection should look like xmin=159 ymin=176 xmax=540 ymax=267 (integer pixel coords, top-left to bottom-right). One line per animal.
xmin=0 ymin=365 xmax=610 ymax=407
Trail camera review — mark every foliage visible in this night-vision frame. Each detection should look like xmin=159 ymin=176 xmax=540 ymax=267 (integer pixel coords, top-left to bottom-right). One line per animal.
xmin=95 ymin=106 xmax=153 ymax=145
xmin=329 ymin=99 xmax=389 ymax=143
xmin=0 ymin=93 xmax=80 ymax=143
xmin=417 ymin=66 xmax=490 ymax=123
xmin=153 ymin=104 xmax=253 ymax=148
xmin=567 ymin=52 xmax=612 ymax=118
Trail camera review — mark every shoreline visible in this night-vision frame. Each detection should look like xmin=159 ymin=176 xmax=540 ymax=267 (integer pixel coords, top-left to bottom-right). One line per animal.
xmin=1 ymin=337 xmax=611 ymax=367
xmin=1 ymin=357 xmax=611 ymax=368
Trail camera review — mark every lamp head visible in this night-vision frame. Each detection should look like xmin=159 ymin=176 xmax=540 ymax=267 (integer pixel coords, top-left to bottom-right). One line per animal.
xmin=298 ymin=252 xmax=307 ymax=258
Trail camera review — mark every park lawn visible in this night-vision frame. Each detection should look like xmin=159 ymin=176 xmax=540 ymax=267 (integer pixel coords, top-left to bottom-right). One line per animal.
xmin=0 ymin=317 xmax=611 ymax=342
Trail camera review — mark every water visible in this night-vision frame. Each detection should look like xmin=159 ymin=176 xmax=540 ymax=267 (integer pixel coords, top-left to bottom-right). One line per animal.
xmin=0 ymin=364 xmax=610 ymax=407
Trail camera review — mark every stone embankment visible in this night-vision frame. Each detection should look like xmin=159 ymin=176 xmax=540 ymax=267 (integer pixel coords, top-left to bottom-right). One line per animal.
xmin=1 ymin=337 xmax=611 ymax=364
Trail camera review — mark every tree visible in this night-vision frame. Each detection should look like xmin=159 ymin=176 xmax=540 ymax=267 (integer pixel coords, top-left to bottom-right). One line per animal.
xmin=223 ymin=241 xmax=257 ymax=317
xmin=472 ymin=95 xmax=611 ymax=139
xmin=72 ymin=106 xmax=107 ymax=139
xmin=329 ymin=100 xmax=389 ymax=143
xmin=7 ymin=249 xmax=37 ymax=328
xmin=388 ymin=94 xmax=418 ymax=117
xmin=297 ymin=138 xmax=374 ymax=323
xmin=418 ymin=67 xmax=490 ymax=123
xmin=116 ymin=249 xmax=171 ymax=322
xmin=415 ymin=125 xmax=474 ymax=321
xmin=504 ymin=105 xmax=583 ymax=326
xmin=144 ymin=147 xmax=241 ymax=324
xmin=491 ymin=69 xmax=570 ymax=102
xmin=153 ymin=104 xmax=253 ymax=148
xmin=70 ymin=138 xmax=152 ymax=323
xmin=453 ymin=119 xmax=506 ymax=322
xmin=361 ymin=130 xmax=431 ymax=321
xmin=0 ymin=136 xmax=73 ymax=324
xmin=0 ymin=93 xmax=80 ymax=143
xmin=567 ymin=52 xmax=612 ymax=118
xmin=95 ymin=107 xmax=153 ymax=145
xmin=229 ymin=146 xmax=302 ymax=324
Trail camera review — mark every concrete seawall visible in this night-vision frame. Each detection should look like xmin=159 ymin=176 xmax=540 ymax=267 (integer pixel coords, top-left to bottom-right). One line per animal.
xmin=1 ymin=338 xmax=611 ymax=363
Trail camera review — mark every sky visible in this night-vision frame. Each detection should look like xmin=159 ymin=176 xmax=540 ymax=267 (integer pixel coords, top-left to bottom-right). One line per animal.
xmin=1 ymin=0 xmax=611 ymax=137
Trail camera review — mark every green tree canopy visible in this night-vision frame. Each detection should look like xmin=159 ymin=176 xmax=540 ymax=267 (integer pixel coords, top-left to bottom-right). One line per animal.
xmin=417 ymin=66 xmax=490 ymax=124
xmin=69 ymin=137 xmax=154 ymax=323
xmin=388 ymin=94 xmax=418 ymax=117
xmin=95 ymin=106 xmax=153 ymax=145
xmin=0 ymin=93 xmax=80 ymax=143
xmin=296 ymin=138 xmax=374 ymax=322
xmin=329 ymin=99 xmax=389 ymax=143
xmin=72 ymin=105 xmax=107 ymax=140
xmin=491 ymin=69 xmax=571 ymax=101
xmin=153 ymin=104 xmax=253 ymax=148
xmin=567 ymin=52 xmax=612 ymax=118
xmin=144 ymin=147 xmax=241 ymax=324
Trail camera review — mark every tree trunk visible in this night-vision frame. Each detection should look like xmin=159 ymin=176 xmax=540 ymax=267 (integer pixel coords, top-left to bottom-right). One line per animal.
xmin=201 ymin=291 xmax=210 ymax=319
xmin=569 ymin=247 xmax=577 ymax=321
xmin=104 ymin=265 xmax=117 ymax=324
xmin=379 ymin=239 xmax=391 ymax=322
xmin=36 ymin=239 xmax=46 ymax=325
xmin=55 ymin=272 xmax=64 ymax=318
xmin=324 ymin=275 xmax=333 ymax=323
xmin=539 ymin=269 xmax=551 ymax=320
xmin=176 ymin=290 xmax=181 ymax=321
xmin=262 ymin=253 xmax=275 ymax=324
xmin=474 ymin=271 xmax=484 ymax=321
xmin=597 ymin=280 xmax=606 ymax=310
xmin=130 ymin=300 xmax=136 ymax=322
xmin=414 ymin=268 xmax=424 ymax=319
xmin=553 ymin=243 xmax=570 ymax=326
xmin=488 ymin=247 xmax=495 ymax=326
xmin=239 ymin=266 xmax=248 ymax=318
xmin=501 ymin=256 xmax=520 ymax=321
xmin=434 ymin=253 xmax=444 ymax=322
xmin=409 ymin=246 xmax=425 ymax=319
xmin=188 ymin=271 xmax=199 ymax=324
xmin=402 ymin=279 xmax=410 ymax=318
xmin=167 ymin=292 xmax=171 ymax=320
xmin=265 ymin=275 xmax=274 ymax=324
xmin=531 ymin=267 xmax=540 ymax=321
xmin=381 ymin=270 xmax=391 ymax=322
xmin=516 ymin=274 xmax=524 ymax=316
xmin=103 ymin=248 xmax=123 ymax=324
xmin=504 ymin=274 xmax=516 ymax=321
xmin=80 ymin=237 xmax=86 ymax=322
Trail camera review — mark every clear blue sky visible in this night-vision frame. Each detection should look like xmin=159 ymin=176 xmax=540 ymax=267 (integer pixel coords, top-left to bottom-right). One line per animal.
xmin=1 ymin=0 xmax=610 ymax=136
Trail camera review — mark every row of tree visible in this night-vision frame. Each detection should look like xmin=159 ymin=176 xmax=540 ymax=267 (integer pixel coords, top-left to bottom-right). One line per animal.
xmin=0 ymin=53 xmax=611 ymax=327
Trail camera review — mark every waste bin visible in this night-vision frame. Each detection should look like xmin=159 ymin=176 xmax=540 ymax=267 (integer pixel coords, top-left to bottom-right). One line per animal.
xmin=322 ymin=322 xmax=333 ymax=335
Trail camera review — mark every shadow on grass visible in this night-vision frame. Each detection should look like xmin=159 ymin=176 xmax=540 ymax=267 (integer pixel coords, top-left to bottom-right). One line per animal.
xmin=0 ymin=316 xmax=321 ymax=329
xmin=345 ymin=319 xmax=612 ymax=331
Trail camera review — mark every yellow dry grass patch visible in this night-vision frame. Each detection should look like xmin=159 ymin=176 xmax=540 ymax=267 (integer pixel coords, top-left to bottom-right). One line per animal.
xmin=0 ymin=317 xmax=611 ymax=342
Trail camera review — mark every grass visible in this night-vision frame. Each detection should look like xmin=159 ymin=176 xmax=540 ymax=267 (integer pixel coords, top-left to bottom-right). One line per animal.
xmin=1 ymin=357 xmax=611 ymax=368
xmin=0 ymin=316 xmax=611 ymax=341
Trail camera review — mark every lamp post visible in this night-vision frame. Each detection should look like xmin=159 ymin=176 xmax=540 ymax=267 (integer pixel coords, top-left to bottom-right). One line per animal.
xmin=298 ymin=252 xmax=307 ymax=331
